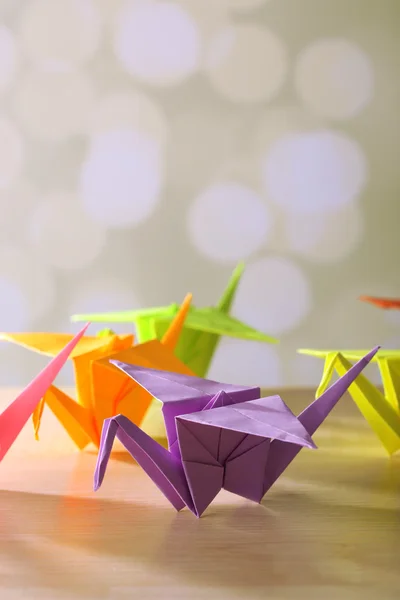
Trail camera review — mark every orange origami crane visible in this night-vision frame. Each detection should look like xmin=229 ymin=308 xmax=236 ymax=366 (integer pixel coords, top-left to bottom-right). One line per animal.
xmin=359 ymin=296 xmax=400 ymax=310
xmin=0 ymin=323 xmax=89 ymax=462
xmin=0 ymin=296 xmax=195 ymax=451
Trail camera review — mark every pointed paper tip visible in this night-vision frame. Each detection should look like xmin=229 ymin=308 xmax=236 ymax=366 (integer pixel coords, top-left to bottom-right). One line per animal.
xmin=182 ymin=292 xmax=193 ymax=306
xmin=233 ymin=261 xmax=245 ymax=276
xmin=71 ymin=315 xmax=95 ymax=324
xmin=308 ymin=438 xmax=318 ymax=450
xmin=364 ymin=345 xmax=380 ymax=362
xmin=297 ymin=348 xmax=314 ymax=356
xmin=161 ymin=293 xmax=192 ymax=350
xmin=80 ymin=322 xmax=91 ymax=333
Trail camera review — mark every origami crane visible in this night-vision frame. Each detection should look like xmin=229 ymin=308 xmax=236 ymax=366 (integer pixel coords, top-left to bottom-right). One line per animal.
xmin=0 ymin=295 xmax=196 ymax=451
xmin=359 ymin=296 xmax=400 ymax=310
xmin=94 ymin=346 xmax=378 ymax=517
xmin=70 ymin=262 xmax=278 ymax=377
xmin=298 ymin=347 xmax=400 ymax=455
xmin=0 ymin=323 xmax=89 ymax=462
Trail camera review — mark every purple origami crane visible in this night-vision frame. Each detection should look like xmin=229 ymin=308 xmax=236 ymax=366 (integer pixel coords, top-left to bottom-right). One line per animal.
xmin=94 ymin=346 xmax=379 ymax=517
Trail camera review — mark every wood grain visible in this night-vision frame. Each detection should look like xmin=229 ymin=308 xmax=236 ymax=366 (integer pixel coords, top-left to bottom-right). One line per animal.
xmin=0 ymin=388 xmax=399 ymax=600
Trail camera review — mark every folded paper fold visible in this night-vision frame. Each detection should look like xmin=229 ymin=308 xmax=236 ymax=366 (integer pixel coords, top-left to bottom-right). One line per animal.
xmin=94 ymin=346 xmax=378 ymax=517
xmin=0 ymin=295 xmax=197 ymax=449
xmin=0 ymin=323 xmax=89 ymax=461
xmin=71 ymin=262 xmax=278 ymax=377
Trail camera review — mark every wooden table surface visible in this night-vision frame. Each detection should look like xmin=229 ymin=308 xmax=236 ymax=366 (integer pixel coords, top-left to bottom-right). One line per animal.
xmin=0 ymin=387 xmax=399 ymax=600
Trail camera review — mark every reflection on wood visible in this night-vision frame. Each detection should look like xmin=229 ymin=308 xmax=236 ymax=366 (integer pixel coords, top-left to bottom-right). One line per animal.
xmin=0 ymin=388 xmax=399 ymax=599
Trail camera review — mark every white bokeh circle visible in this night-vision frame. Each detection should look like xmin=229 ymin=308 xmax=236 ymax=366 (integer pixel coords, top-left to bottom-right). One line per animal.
xmin=0 ymin=245 xmax=55 ymax=325
xmin=285 ymin=202 xmax=364 ymax=262
xmin=205 ymin=24 xmax=287 ymax=103
xmin=18 ymin=0 xmax=102 ymax=67
xmin=232 ymin=256 xmax=312 ymax=335
xmin=262 ymin=129 xmax=367 ymax=214
xmin=88 ymin=91 xmax=168 ymax=145
xmin=0 ymin=26 xmax=17 ymax=93
xmin=295 ymin=38 xmax=374 ymax=120
xmin=80 ymin=129 xmax=163 ymax=228
xmin=187 ymin=182 xmax=271 ymax=263
xmin=208 ymin=338 xmax=282 ymax=387
xmin=0 ymin=278 xmax=30 ymax=331
xmin=114 ymin=0 xmax=201 ymax=86
xmin=28 ymin=192 xmax=108 ymax=270
xmin=14 ymin=70 xmax=95 ymax=141
xmin=0 ymin=118 xmax=24 ymax=189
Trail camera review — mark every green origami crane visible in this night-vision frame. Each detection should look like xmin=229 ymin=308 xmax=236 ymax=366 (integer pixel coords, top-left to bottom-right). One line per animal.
xmin=298 ymin=348 xmax=400 ymax=455
xmin=71 ymin=263 xmax=278 ymax=377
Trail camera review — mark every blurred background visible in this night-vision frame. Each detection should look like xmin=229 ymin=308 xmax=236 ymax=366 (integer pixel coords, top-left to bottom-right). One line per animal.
xmin=0 ymin=0 xmax=399 ymax=388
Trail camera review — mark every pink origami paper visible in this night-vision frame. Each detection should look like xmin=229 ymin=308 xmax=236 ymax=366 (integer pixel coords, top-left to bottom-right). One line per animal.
xmin=0 ymin=323 xmax=89 ymax=462
xmin=94 ymin=346 xmax=379 ymax=517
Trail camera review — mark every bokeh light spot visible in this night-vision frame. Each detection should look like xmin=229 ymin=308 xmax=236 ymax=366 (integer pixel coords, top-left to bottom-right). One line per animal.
xmin=209 ymin=338 xmax=282 ymax=387
xmin=285 ymin=202 xmax=364 ymax=262
xmin=262 ymin=130 xmax=367 ymax=214
xmin=0 ymin=278 xmax=30 ymax=331
xmin=206 ymin=24 xmax=287 ymax=103
xmin=80 ymin=129 xmax=163 ymax=228
xmin=232 ymin=257 xmax=312 ymax=335
xmin=0 ymin=246 xmax=55 ymax=323
xmin=114 ymin=0 xmax=201 ymax=86
xmin=187 ymin=182 xmax=271 ymax=264
xmin=295 ymin=38 xmax=374 ymax=120
xmin=28 ymin=192 xmax=108 ymax=270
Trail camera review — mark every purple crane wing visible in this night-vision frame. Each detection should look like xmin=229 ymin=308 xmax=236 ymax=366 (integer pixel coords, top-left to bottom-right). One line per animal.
xmin=110 ymin=361 xmax=260 ymax=454
xmin=177 ymin=395 xmax=316 ymax=449
xmin=109 ymin=361 xmax=254 ymax=403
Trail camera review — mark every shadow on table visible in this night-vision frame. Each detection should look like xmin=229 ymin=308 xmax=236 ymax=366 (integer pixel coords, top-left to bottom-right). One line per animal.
xmin=0 ymin=454 xmax=399 ymax=598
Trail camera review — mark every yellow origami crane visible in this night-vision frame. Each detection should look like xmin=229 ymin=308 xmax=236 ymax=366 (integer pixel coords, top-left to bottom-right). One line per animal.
xmin=298 ymin=348 xmax=400 ymax=455
xmin=0 ymin=294 xmax=195 ymax=450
